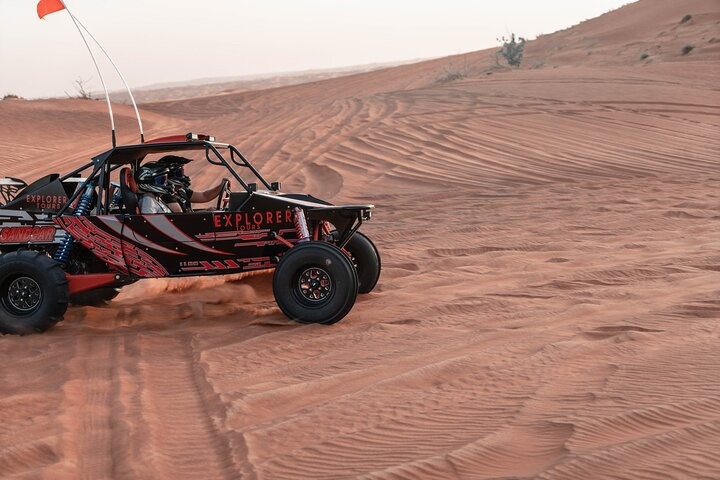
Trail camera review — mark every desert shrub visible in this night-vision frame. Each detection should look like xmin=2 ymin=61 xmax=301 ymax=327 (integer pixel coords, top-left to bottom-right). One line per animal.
xmin=435 ymin=70 xmax=464 ymax=84
xmin=65 ymin=77 xmax=93 ymax=100
xmin=497 ymin=34 xmax=526 ymax=67
xmin=681 ymin=44 xmax=695 ymax=55
xmin=680 ymin=14 xmax=692 ymax=24
xmin=640 ymin=52 xmax=650 ymax=60
xmin=435 ymin=58 xmax=467 ymax=84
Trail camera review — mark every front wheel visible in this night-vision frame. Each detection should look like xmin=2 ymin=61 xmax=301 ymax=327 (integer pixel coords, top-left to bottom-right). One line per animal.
xmin=342 ymin=232 xmax=381 ymax=294
xmin=0 ymin=251 xmax=69 ymax=334
xmin=273 ymin=241 xmax=358 ymax=325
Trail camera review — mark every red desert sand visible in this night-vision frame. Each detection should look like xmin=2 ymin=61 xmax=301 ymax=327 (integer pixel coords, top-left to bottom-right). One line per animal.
xmin=1 ymin=0 xmax=719 ymax=478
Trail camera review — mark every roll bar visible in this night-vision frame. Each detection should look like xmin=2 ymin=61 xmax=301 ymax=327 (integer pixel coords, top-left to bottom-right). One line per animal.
xmin=57 ymin=141 xmax=279 ymax=216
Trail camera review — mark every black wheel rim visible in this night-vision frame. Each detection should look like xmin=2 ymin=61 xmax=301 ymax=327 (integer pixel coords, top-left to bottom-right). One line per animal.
xmin=297 ymin=267 xmax=332 ymax=302
xmin=6 ymin=276 xmax=42 ymax=314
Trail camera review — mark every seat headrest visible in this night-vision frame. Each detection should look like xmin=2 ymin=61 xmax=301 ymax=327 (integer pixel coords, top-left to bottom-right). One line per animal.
xmin=123 ymin=168 xmax=138 ymax=193
xmin=119 ymin=167 xmax=139 ymax=214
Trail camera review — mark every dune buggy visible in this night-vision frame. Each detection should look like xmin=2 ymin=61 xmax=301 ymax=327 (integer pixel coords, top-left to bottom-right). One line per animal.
xmin=0 ymin=133 xmax=380 ymax=334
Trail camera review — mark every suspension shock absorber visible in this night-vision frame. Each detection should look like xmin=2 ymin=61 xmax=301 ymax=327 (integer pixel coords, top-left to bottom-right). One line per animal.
xmin=54 ymin=184 xmax=95 ymax=264
xmin=293 ymin=207 xmax=310 ymax=243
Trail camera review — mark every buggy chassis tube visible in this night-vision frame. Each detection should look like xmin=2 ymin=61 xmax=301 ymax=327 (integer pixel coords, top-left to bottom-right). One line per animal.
xmin=228 ymin=145 xmax=274 ymax=191
xmin=66 ymin=273 xmax=120 ymax=295
xmin=204 ymin=144 xmax=249 ymax=190
xmin=306 ymin=205 xmax=373 ymax=248
xmin=272 ymin=205 xmax=371 ymax=252
xmin=204 ymin=144 xmax=276 ymax=192
xmin=57 ymin=162 xmax=103 ymax=217
xmin=204 ymin=143 xmax=276 ymax=192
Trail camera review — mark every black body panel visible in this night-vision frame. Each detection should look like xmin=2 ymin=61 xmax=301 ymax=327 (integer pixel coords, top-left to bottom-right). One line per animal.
xmin=2 ymin=174 xmax=77 ymax=213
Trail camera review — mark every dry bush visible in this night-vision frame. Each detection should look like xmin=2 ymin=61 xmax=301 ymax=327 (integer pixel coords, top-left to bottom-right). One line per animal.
xmin=65 ymin=77 xmax=93 ymax=100
xmin=435 ymin=58 xmax=468 ymax=84
xmin=497 ymin=34 xmax=527 ymax=67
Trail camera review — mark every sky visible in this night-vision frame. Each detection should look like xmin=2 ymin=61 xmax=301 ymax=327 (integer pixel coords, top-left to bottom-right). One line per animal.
xmin=1 ymin=0 xmax=631 ymax=99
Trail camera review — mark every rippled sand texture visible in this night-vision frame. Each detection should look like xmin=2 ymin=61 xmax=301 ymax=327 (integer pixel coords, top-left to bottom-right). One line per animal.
xmin=1 ymin=0 xmax=719 ymax=478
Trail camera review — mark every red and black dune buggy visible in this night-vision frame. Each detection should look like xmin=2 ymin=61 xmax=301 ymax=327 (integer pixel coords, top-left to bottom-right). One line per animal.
xmin=0 ymin=133 xmax=380 ymax=334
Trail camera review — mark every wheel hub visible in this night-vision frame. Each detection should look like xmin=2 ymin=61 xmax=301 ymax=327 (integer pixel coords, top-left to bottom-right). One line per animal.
xmin=7 ymin=276 xmax=42 ymax=312
xmin=298 ymin=267 xmax=332 ymax=301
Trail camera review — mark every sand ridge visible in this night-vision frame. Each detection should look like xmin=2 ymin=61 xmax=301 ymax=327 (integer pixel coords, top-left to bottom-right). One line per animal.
xmin=1 ymin=0 xmax=719 ymax=478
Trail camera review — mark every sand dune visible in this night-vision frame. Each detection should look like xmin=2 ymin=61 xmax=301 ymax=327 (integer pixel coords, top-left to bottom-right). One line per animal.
xmin=108 ymin=60 xmax=424 ymax=104
xmin=1 ymin=0 xmax=719 ymax=478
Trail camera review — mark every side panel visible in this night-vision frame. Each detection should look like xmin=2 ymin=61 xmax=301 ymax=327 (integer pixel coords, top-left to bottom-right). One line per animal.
xmin=1 ymin=209 xmax=64 ymax=247
xmin=3 ymin=175 xmax=70 ymax=213
xmin=121 ymin=212 xmax=223 ymax=276
xmin=57 ymin=211 xmax=286 ymax=278
xmin=52 ymin=191 xmax=359 ymax=279
xmin=55 ymin=215 xmax=168 ymax=277
xmin=212 ymin=202 xmax=297 ymax=273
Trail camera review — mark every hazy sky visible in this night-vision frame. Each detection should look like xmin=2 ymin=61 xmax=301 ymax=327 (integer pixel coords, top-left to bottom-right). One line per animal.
xmin=1 ymin=0 xmax=630 ymax=99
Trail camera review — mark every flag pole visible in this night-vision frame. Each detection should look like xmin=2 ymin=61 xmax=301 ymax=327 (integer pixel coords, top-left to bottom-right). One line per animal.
xmin=71 ymin=14 xmax=145 ymax=143
xmin=59 ymin=0 xmax=116 ymax=147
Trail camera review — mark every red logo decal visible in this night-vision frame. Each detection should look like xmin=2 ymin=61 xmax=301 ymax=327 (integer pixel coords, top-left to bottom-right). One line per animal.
xmin=0 ymin=226 xmax=56 ymax=243
xmin=213 ymin=209 xmax=293 ymax=231
xmin=25 ymin=194 xmax=68 ymax=210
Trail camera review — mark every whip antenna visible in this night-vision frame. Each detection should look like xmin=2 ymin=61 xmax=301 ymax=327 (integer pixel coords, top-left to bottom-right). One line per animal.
xmin=37 ymin=0 xmax=145 ymax=145
xmin=72 ymin=14 xmax=145 ymax=143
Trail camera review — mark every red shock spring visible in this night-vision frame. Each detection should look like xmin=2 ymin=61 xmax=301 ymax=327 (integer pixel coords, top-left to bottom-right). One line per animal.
xmin=293 ymin=207 xmax=310 ymax=242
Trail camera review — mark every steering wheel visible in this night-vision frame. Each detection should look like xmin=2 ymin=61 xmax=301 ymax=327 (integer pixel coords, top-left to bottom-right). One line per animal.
xmin=216 ymin=178 xmax=231 ymax=210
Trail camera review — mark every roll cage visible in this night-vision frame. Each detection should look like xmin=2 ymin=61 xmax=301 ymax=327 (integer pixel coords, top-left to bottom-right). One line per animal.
xmin=57 ymin=134 xmax=278 ymax=216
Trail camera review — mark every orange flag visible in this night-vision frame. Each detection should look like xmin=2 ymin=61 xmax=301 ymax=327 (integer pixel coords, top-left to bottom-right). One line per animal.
xmin=37 ymin=0 xmax=66 ymax=19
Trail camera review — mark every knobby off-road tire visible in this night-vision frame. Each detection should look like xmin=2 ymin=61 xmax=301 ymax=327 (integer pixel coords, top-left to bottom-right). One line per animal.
xmin=0 ymin=251 xmax=69 ymax=334
xmin=70 ymin=287 xmax=120 ymax=307
xmin=342 ymin=231 xmax=381 ymax=294
xmin=273 ymin=241 xmax=358 ymax=325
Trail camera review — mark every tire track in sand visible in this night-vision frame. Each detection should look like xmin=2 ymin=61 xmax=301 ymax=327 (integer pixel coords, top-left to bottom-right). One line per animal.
xmin=136 ymin=333 xmax=239 ymax=480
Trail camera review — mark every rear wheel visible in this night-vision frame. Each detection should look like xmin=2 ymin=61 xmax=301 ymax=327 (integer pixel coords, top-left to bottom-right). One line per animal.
xmin=70 ymin=287 xmax=120 ymax=307
xmin=0 ymin=251 xmax=69 ymax=334
xmin=273 ymin=241 xmax=358 ymax=324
